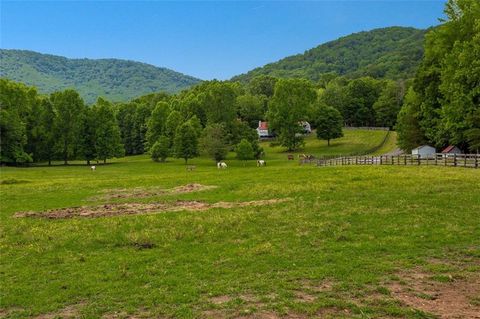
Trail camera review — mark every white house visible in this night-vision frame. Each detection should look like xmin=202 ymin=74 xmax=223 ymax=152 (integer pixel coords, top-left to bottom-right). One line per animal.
xmin=257 ymin=121 xmax=272 ymax=138
xmin=412 ymin=145 xmax=436 ymax=158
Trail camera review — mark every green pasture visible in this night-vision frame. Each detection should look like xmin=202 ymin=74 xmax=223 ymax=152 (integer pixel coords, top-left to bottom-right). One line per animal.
xmin=1 ymin=130 xmax=479 ymax=319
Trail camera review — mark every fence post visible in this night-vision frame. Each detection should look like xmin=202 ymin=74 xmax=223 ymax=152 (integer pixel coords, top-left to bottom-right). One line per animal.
xmin=417 ymin=155 xmax=420 ymax=165
xmin=435 ymin=154 xmax=438 ymax=166
xmin=454 ymin=154 xmax=457 ymax=167
xmin=404 ymin=155 xmax=407 ymax=166
xmin=464 ymin=154 xmax=467 ymax=167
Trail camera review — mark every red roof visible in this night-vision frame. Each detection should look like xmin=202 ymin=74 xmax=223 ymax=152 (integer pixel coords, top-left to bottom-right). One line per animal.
xmin=442 ymin=145 xmax=457 ymax=153
xmin=258 ymin=121 xmax=268 ymax=130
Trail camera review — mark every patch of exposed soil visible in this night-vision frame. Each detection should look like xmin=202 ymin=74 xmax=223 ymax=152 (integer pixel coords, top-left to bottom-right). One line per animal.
xmin=93 ymin=184 xmax=217 ymax=200
xmin=33 ymin=302 xmax=85 ymax=319
xmin=210 ymin=295 xmax=232 ymax=305
xmin=14 ymin=198 xmax=291 ymax=219
xmin=387 ymin=268 xmax=480 ymax=318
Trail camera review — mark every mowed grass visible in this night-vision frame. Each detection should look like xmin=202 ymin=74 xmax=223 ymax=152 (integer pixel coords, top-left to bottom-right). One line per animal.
xmin=0 ymin=130 xmax=479 ymax=319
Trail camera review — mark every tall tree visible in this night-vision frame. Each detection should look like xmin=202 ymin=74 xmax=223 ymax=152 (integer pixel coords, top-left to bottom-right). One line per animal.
xmin=373 ymin=80 xmax=405 ymax=128
xmin=314 ymin=104 xmax=344 ymax=146
xmin=268 ymin=78 xmax=316 ymax=151
xmin=151 ymin=136 xmax=170 ymax=162
xmin=93 ymin=98 xmax=124 ymax=164
xmin=50 ymin=89 xmax=85 ymax=165
xmin=146 ymin=101 xmax=170 ymax=150
xmin=174 ymin=121 xmax=199 ymax=164
xmin=200 ymin=123 xmax=229 ymax=162
xmin=396 ymin=88 xmax=426 ymax=151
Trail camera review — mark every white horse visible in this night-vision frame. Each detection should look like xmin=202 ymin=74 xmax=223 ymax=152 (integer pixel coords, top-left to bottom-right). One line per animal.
xmin=257 ymin=160 xmax=266 ymax=167
xmin=217 ymin=162 xmax=227 ymax=169
xmin=90 ymin=165 xmax=96 ymax=171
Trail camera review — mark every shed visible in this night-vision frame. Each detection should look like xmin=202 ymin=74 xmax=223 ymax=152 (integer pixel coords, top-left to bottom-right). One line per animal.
xmin=412 ymin=145 xmax=436 ymax=158
xmin=441 ymin=145 xmax=462 ymax=155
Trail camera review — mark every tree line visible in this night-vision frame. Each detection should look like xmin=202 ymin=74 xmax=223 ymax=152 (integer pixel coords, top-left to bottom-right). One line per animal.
xmin=396 ymin=0 xmax=479 ymax=153
xmin=1 ymin=71 xmax=408 ymax=165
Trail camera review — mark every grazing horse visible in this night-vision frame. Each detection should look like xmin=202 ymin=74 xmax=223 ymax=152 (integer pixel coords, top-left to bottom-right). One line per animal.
xmin=217 ymin=162 xmax=227 ymax=169
xmin=257 ymin=160 xmax=266 ymax=167
xmin=90 ymin=165 xmax=96 ymax=171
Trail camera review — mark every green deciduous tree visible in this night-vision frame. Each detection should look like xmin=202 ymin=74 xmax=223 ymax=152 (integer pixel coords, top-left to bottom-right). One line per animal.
xmin=174 ymin=121 xmax=199 ymax=164
xmin=50 ymin=89 xmax=85 ymax=165
xmin=396 ymin=88 xmax=426 ymax=152
xmin=314 ymin=104 xmax=344 ymax=146
xmin=373 ymin=80 xmax=405 ymax=128
xmin=236 ymin=139 xmax=254 ymax=165
xmin=146 ymin=101 xmax=170 ymax=150
xmin=151 ymin=136 xmax=170 ymax=162
xmin=93 ymin=98 xmax=124 ymax=164
xmin=268 ymin=78 xmax=316 ymax=151
xmin=200 ymin=123 xmax=229 ymax=162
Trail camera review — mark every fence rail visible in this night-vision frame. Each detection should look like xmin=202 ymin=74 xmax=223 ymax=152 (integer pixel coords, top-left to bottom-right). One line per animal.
xmin=313 ymin=154 xmax=480 ymax=169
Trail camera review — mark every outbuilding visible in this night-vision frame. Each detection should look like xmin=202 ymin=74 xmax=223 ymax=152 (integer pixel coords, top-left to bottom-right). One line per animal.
xmin=441 ymin=145 xmax=463 ymax=155
xmin=412 ymin=145 xmax=436 ymax=158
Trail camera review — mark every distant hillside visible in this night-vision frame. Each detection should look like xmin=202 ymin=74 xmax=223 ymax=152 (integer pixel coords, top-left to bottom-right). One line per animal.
xmin=0 ymin=49 xmax=201 ymax=104
xmin=233 ymin=27 xmax=427 ymax=82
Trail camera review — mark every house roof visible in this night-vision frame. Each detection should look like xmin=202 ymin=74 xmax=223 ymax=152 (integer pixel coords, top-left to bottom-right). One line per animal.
xmin=442 ymin=145 xmax=458 ymax=153
xmin=258 ymin=121 xmax=268 ymax=130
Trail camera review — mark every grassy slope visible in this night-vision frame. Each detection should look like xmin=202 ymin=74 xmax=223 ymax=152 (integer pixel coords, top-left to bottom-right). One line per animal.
xmin=1 ymin=131 xmax=479 ymax=318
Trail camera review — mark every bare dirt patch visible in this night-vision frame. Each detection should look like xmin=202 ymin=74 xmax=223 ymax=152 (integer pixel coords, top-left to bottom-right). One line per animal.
xmin=210 ymin=295 xmax=232 ymax=305
xmin=92 ymin=183 xmax=217 ymax=200
xmin=14 ymin=198 xmax=291 ymax=219
xmin=33 ymin=302 xmax=85 ymax=319
xmin=387 ymin=268 xmax=480 ymax=318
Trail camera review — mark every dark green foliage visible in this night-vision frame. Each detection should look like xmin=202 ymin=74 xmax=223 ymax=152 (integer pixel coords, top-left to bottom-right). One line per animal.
xmin=150 ymin=136 xmax=170 ymax=162
xmin=396 ymin=88 xmax=426 ymax=152
xmin=233 ymin=27 xmax=426 ymax=83
xmin=373 ymin=80 xmax=406 ymax=128
xmin=200 ymin=124 xmax=229 ymax=162
xmin=268 ymin=78 xmax=317 ymax=151
xmin=397 ymin=0 xmax=480 ymax=151
xmin=236 ymin=94 xmax=265 ymax=128
xmin=93 ymin=98 xmax=124 ymax=163
xmin=235 ymin=139 xmax=254 ymax=163
xmin=0 ymin=49 xmax=200 ymax=104
xmin=173 ymin=121 xmax=199 ymax=164
xmin=146 ymin=101 xmax=170 ymax=150
xmin=314 ymin=104 xmax=344 ymax=146
xmin=50 ymin=89 xmax=85 ymax=164
xmin=0 ymin=79 xmax=34 ymax=164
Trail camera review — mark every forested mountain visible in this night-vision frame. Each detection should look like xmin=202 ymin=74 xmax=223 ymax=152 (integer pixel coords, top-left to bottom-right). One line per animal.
xmin=233 ymin=27 xmax=427 ymax=82
xmin=0 ymin=49 xmax=201 ymax=104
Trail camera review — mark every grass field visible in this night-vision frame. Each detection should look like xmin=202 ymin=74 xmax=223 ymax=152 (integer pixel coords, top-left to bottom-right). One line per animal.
xmin=1 ymin=130 xmax=479 ymax=319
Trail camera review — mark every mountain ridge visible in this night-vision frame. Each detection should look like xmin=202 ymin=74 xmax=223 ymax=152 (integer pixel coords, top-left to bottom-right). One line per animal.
xmin=0 ymin=49 xmax=201 ymax=104
xmin=232 ymin=26 xmax=427 ymax=82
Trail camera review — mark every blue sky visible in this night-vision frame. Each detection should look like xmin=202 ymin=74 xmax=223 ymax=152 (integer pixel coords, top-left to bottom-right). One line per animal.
xmin=1 ymin=1 xmax=445 ymax=80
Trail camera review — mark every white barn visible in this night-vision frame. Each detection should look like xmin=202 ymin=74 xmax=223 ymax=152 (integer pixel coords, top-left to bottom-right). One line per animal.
xmin=412 ymin=145 xmax=436 ymax=158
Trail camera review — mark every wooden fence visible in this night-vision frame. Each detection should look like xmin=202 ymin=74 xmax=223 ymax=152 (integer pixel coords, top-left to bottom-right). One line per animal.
xmin=314 ymin=154 xmax=480 ymax=169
